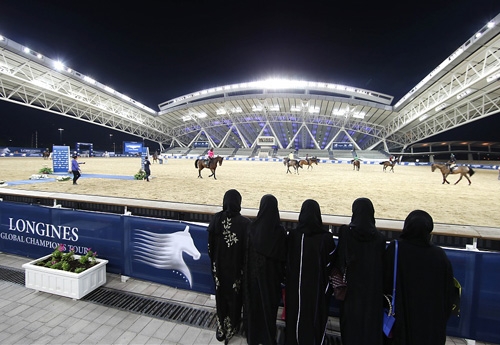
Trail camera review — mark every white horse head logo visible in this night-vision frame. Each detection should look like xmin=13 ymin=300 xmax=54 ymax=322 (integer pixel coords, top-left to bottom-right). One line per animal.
xmin=133 ymin=225 xmax=201 ymax=287
xmin=0 ymin=148 xmax=11 ymax=156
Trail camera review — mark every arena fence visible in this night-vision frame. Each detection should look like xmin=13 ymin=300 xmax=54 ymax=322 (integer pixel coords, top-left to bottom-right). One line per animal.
xmin=0 ymin=188 xmax=499 ymax=343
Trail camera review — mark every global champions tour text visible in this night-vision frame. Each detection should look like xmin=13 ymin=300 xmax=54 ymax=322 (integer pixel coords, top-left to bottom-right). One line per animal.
xmin=1 ymin=217 xmax=92 ymax=254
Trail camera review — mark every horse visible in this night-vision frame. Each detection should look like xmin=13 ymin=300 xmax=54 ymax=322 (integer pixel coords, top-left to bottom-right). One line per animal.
xmin=299 ymin=157 xmax=319 ymax=169
xmin=133 ymin=226 xmax=201 ymax=288
xmin=380 ymin=160 xmax=396 ymax=172
xmin=194 ymin=155 xmax=223 ymax=179
xmin=351 ymin=159 xmax=360 ymax=171
xmin=431 ymin=163 xmax=475 ymax=185
xmin=284 ymin=158 xmax=302 ymax=174
xmin=152 ymin=152 xmax=159 ymax=163
xmin=42 ymin=150 xmax=50 ymax=160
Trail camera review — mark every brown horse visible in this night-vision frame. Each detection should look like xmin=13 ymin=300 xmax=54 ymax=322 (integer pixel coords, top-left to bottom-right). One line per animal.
xmin=380 ymin=160 xmax=396 ymax=172
xmin=351 ymin=159 xmax=360 ymax=171
xmin=431 ymin=163 xmax=475 ymax=185
xmin=194 ymin=156 xmax=223 ymax=179
xmin=152 ymin=152 xmax=159 ymax=163
xmin=284 ymin=158 xmax=302 ymax=174
xmin=42 ymin=150 xmax=50 ymax=160
xmin=299 ymin=157 xmax=319 ymax=169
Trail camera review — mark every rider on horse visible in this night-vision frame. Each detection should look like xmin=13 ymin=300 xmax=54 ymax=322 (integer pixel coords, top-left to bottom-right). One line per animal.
xmin=448 ymin=153 xmax=457 ymax=172
xmin=206 ymin=147 xmax=214 ymax=166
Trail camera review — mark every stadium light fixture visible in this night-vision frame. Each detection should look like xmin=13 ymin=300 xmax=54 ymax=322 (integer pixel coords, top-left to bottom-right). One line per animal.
xmin=308 ymin=106 xmax=320 ymax=114
xmin=487 ymin=72 xmax=500 ymax=83
xmin=54 ymin=61 xmax=65 ymax=71
xmin=456 ymin=89 xmax=471 ymax=99
xmin=435 ymin=103 xmax=449 ymax=112
xmin=83 ymin=76 xmax=96 ymax=85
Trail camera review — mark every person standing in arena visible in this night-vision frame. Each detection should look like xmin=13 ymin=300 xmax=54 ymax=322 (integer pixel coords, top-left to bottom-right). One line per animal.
xmin=71 ymin=155 xmax=82 ymax=185
xmin=143 ymin=156 xmax=151 ymax=181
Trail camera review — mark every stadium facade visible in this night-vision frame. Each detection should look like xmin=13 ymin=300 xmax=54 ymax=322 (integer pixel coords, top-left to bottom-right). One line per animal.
xmin=0 ymin=14 xmax=499 ymax=158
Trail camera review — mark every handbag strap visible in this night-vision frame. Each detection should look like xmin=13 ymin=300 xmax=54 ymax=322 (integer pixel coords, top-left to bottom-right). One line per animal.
xmin=391 ymin=240 xmax=399 ymax=314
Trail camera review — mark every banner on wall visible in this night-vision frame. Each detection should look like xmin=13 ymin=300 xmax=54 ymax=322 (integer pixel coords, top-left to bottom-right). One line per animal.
xmin=0 ymin=147 xmax=44 ymax=157
xmin=124 ymin=142 xmax=143 ymax=154
xmin=0 ymin=202 xmax=123 ymax=273
xmin=0 ymin=201 xmax=213 ymax=294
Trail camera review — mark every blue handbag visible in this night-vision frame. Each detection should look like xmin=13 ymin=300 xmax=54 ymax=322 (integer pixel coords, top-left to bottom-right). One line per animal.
xmin=383 ymin=240 xmax=398 ymax=338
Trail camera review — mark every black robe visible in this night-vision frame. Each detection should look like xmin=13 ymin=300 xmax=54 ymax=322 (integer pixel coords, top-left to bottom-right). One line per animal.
xmin=285 ymin=199 xmax=336 ymax=345
xmin=207 ymin=189 xmax=251 ymax=342
xmin=384 ymin=210 xmax=455 ymax=345
xmin=335 ymin=197 xmax=386 ymax=345
xmin=245 ymin=194 xmax=287 ymax=345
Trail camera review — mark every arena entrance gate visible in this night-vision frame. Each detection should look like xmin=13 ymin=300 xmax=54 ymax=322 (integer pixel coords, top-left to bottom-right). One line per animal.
xmin=75 ymin=142 xmax=94 ymax=157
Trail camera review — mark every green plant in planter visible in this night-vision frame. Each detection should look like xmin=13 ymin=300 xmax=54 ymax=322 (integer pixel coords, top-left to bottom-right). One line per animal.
xmin=134 ymin=169 xmax=146 ymax=180
xmin=38 ymin=166 xmax=53 ymax=174
xmin=37 ymin=243 xmax=98 ymax=273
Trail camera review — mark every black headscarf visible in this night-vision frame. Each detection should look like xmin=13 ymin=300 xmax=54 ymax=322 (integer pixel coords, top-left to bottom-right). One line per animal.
xmin=209 ymin=189 xmax=242 ymax=235
xmin=248 ymin=194 xmax=286 ymax=260
xmin=348 ymin=197 xmax=377 ymax=241
xmin=296 ymin=199 xmax=325 ymax=236
xmin=400 ymin=209 xmax=434 ymax=246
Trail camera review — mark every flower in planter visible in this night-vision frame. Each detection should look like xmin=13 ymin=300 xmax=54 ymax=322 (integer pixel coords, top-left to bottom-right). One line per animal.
xmin=38 ymin=166 xmax=53 ymax=174
xmin=56 ymin=175 xmax=72 ymax=182
xmin=29 ymin=174 xmax=50 ymax=180
xmin=134 ymin=169 xmax=147 ymax=180
xmin=36 ymin=244 xmax=99 ymax=274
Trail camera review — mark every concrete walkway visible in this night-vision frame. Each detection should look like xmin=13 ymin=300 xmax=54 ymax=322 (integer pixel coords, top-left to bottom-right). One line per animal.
xmin=0 ymin=253 xmax=495 ymax=345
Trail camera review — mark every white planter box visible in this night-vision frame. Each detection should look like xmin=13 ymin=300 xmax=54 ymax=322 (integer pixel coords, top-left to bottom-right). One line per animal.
xmin=22 ymin=254 xmax=108 ymax=299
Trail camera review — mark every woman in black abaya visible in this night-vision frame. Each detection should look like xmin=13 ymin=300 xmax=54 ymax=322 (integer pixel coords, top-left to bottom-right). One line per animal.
xmin=207 ymin=189 xmax=251 ymax=344
xmin=384 ymin=210 xmax=455 ymax=345
xmin=335 ymin=197 xmax=386 ymax=345
xmin=285 ymin=199 xmax=336 ymax=345
xmin=245 ymin=194 xmax=287 ymax=345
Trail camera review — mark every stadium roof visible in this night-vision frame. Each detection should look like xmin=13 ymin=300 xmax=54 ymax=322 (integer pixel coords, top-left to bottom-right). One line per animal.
xmin=0 ymin=13 xmax=499 ymax=152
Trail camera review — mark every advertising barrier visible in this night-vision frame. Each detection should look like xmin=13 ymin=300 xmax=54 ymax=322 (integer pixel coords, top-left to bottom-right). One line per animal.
xmin=0 ymin=201 xmax=213 ymax=294
xmin=0 ymin=200 xmax=499 ymax=342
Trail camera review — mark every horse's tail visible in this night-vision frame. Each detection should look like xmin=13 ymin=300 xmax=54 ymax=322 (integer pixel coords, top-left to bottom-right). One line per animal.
xmin=468 ymin=167 xmax=475 ymax=176
xmin=194 ymin=159 xmax=199 ymax=168
xmin=379 ymin=161 xmax=384 ymax=165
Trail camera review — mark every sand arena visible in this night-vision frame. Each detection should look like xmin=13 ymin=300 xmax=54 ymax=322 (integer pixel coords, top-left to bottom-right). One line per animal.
xmin=0 ymin=156 xmax=499 ymax=228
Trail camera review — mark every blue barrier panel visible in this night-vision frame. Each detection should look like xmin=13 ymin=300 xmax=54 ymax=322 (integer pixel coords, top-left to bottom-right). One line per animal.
xmin=122 ymin=217 xmax=213 ymax=294
xmin=0 ymin=202 xmax=123 ymax=274
xmin=2 ymin=200 xmax=499 ymax=342
xmin=445 ymin=248 xmax=500 ymax=344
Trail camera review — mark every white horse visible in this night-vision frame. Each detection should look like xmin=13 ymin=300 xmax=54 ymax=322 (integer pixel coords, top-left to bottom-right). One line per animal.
xmin=133 ymin=226 xmax=201 ymax=287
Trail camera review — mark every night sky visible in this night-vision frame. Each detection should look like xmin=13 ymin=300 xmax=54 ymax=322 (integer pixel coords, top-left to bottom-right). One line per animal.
xmin=1 ymin=1 xmax=499 ymax=151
